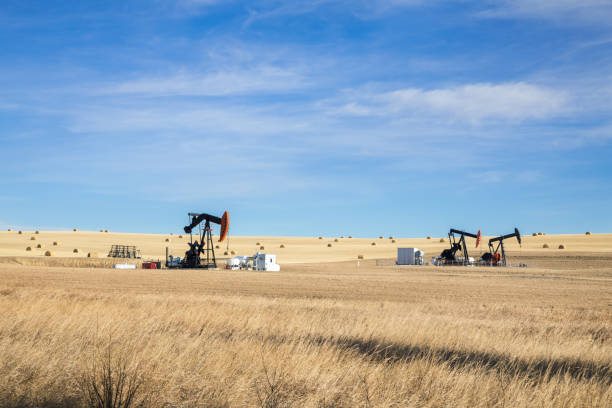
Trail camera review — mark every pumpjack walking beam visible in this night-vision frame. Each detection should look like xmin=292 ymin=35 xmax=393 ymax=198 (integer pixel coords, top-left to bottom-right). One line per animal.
xmin=485 ymin=228 xmax=521 ymax=266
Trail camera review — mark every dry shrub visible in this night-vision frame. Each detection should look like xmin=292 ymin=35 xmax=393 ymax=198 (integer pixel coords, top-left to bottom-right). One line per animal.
xmin=357 ymin=254 xmax=364 ymax=259
xmin=280 ymin=244 xmax=285 ymax=248
xmin=327 ymin=243 xmax=332 ymax=247
xmin=18 ymin=230 xmax=23 ymax=234
xmin=36 ymin=244 xmax=45 ymax=249
xmin=25 ymin=246 xmax=32 ymax=251
xmin=260 ymin=246 xmax=265 ymax=250
xmin=558 ymin=244 xmax=565 ymax=249
xmin=73 ymin=248 xmax=80 ymax=253
xmin=53 ymin=241 xmax=59 ymax=246
xmin=35 ymin=230 xmax=40 ymax=234
xmin=543 ymin=243 xmax=550 ymax=248
xmin=426 ymin=236 xmax=432 ymax=239
xmin=88 ymin=252 xmax=99 ymax=258
xmin=371 ymin=242 xmax=376 ymax=246
xmin=44 ymin=250 xmax=53 ymax=257
xmin=586 ymin=231 xmax=592 ymax=235
xmin=30 ymin=236 xmax=36 ymax=241
xmin=78 ymin=340 xmax=149 ymax=408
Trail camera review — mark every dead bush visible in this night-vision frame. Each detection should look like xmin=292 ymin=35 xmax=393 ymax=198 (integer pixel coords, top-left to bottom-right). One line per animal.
xmin=78 ymin=340 xmax=150 ymax=408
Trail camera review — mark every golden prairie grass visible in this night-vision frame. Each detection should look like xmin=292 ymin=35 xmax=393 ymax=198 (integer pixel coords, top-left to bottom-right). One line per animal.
xmin=0 ymin=258 xmax=610 ymax=407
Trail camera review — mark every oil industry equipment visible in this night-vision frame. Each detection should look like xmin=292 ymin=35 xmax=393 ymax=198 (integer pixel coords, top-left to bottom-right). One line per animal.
xmin=167 ymin=210 xmax=229 ymax=269
xmin=480 ymin=228 xmax=521 ymax=266
xmin=435 ymin=228 xmax=481 ymax=265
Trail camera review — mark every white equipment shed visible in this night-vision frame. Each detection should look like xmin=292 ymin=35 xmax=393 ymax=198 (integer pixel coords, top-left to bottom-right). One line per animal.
xmin=254 ymin=253 xmax=280 ymax=271
xmin=397 ymin=248 xmax=425 ymax=265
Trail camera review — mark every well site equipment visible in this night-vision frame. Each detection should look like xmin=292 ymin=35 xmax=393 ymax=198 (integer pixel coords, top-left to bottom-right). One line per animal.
xmin=397 ymin=248 xmax=425 ymax=265
xmin=166 ymin=210 xmax=229 ymax=269
xmin=479 ymin=228 xmax=521 ymax=267
xmin=434 ymin=228 xmax=481 ymax=266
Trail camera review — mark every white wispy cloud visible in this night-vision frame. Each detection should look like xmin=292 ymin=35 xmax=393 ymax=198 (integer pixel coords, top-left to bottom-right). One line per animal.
xmin=332 ymin=82 xmax=568 ymax=123
xmin=105 ymin=65 xmax=307 ymax=96
xmin=479 ymin=0 xmax=612 ymax=24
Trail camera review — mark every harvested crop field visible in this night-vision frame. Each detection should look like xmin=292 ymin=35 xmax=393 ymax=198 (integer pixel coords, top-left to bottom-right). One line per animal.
xmin=0 ymin=231 xmax=610 ymax=407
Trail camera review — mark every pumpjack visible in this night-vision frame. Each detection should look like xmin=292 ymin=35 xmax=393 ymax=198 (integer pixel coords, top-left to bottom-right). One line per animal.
xmin=168 ymin=211 xmax=229 ymax=269
xmin=437 ymin=228 xmax=481 ymax=265
xmin=480 ymin=228 xmax=521 ymax=266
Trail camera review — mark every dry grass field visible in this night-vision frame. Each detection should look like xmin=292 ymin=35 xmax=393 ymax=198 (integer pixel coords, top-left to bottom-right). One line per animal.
xmin=0 ymin=230 xmax=610 ymax=407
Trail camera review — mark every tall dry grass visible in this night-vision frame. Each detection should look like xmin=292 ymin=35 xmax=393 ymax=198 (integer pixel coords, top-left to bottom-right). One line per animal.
xmin=0 ymin=260 xmax=610 ymax=407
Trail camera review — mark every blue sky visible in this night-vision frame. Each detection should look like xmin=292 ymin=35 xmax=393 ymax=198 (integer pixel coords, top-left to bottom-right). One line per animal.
xmin=1 ymin=0 xmax=611 ymax=237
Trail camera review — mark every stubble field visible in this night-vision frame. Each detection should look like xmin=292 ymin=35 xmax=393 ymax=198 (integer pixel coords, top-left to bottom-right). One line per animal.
xmin=0 ymin=230 xmax=610 ymax=407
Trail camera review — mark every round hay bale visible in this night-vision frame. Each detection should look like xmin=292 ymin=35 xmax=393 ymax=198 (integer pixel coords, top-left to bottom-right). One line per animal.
xmin=7 ymin=228 xmax=12 ymax=232
xmin=543 ymin=233 xmax=547 ymax=235
xmin=53 ymin=241 xmax=59 ymax=246
xmin=389 ymin=236 xmax=394 ymax=239
xmin=558 ymin=244 xmax=565 ymax=249
xmin=35 ymin=231 xmax=40 ymax=234
xmin=371 ymin=242 xmax=376 ymax=246
xmin=73 ymin=228 xmax=78 ymax=232
xmin=87 ymin=252 xmax=98 ymax=258
xmin=318 ymin=237 xmax=323 ymax=240
xmin=165 ymin=238 xmax=170 ymax=242
xmin=537 ymin=232 xmax=543 ymax=236
xmin=36 ymin=243 xmax=44 ymax=249
xmin=231 ymin=250 xmax=236 ymax=255
xmin=259 ymin=246 xmax=265 ymax=250
xmin=542 ymin=243 xmax=549 ymax=248
xmin=104 ymin=230 xmax=109 ymax=233
xmin=25 ymin=246 xmax=32 ymax=251
xmin=215 ymin=245 xmax=220 ymax=249
xmin=18 ymin=231 xmax=23 ymax=235
xmin=327 ymin=243 xmax=332 ymax=247
xmin=100 ymin=229 xmax=104 ymax=232
xmin=341 ymin=236 xmax=345 ymax=238
xmin=392 ymin=239 xmax=396 ymax=243
xmin=44 ymin=250 xmax=53 ymax=257
xmin=532 ymin=233 xmax=537 ymax=236
xmin=178 ymin=235 xmax=183 ymax=238
xmin=224 ymin=251 xmax=229 ymax=255
xmin=379 ymin=236 xmax=383 ymax=239
xmin=170 ymin=233 xmax=174 ymax=236
xmin=439 ymin=238 xmax=445 ymax=243
xmin=256 ymin=242 xmax=261 ymax=245
xmin=357 ymin=254 xmax=364 ymax=260
xmin=334 ymin=238 xmax=339 ymax=242
xmin=348 ymin=236 xmax=352 ymax=239
xmin=30 ymin=236 xmax=36 ymax=241
xmin=586 ymin=231 xmax=591 ymax=235
xmin=73 ymin=248 xmax=80 ymax=253
xmin=280 ymin=244 xmax=285 ymax=248
xmin=426 ymin=236 xmax=432 ymax=239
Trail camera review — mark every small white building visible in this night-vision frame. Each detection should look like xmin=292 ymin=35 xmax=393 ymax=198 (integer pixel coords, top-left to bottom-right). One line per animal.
xmin=253 ymin=253 xmax=280 ymax=271
xmin=397 ymin=248 xmax=425 ymax=265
